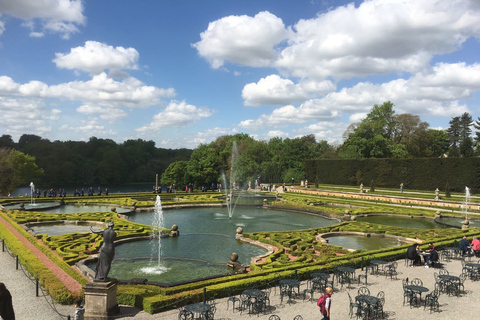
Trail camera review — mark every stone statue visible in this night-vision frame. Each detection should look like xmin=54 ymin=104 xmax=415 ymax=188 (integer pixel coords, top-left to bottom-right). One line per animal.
xmin=90 ymin=222 xmax=116 ymax=282
xmin=360 ymin=183 xmax=364 ymax=193
xmin=435 ymin=188 xmax=440 ymax=201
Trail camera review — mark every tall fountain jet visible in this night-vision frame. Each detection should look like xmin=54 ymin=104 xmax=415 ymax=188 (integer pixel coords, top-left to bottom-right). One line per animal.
xmin=141 ymin=195 xmax=168 ymax=274
xmin=465 ymin=186 xmax=471 ymax=221
xmin=223 ymin=141 xmax=240 ymax=219
xmin=29 ymin=182 xmax=35 ymax=205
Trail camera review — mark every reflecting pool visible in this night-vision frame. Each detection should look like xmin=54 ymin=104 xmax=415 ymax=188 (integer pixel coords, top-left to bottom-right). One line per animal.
xmin=31 ymin=224 xmax=92 ymax=236
xmin=101 ymin=234 xmax=267 ymax=283
xmin=3 ymin=202 xmax=60 ymax=210
xmin=94 ymin=206 xmax=338 ymax=283
xmin=356 ymin=215 xmax=441 ymax=229
xmin=127 ymin=206 xmax=337 ymax=235
xmin=325 ymin=235 xmax=400 ymax=251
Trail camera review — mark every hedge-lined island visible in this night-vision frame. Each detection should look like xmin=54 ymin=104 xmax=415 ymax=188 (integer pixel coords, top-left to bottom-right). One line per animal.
xmin=1 ymin=185 xmax=480 ymax=314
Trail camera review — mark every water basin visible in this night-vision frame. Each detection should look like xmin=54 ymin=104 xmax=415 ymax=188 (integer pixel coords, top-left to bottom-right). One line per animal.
xmin=3 ymin=204 xmax=131 ymax=214
xmin=356 ymin=215 xmax=442 ymax=229
xmin=324 ymin=234 xmax=400 ymax=251
xmin=95 ymin=234 xmax=267 ymax=283
xmin=31 ymin=224 xmax=92 ymax=236
xmin=127 ymin=206 xmax=337 ymax=235
xmin=92 ymin=206 xmax=337 ymax=283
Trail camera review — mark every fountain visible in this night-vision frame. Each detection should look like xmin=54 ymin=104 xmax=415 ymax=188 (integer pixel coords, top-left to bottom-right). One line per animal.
xmin=222 ymin=141 xmax=241 ymax=219
xmin=463 ymin=186 xmax=470 ymax=229
xmin=140 ymin=195 xmax=169 ymax=274
xmin=29 ymin=182 xmax=35 ymax=205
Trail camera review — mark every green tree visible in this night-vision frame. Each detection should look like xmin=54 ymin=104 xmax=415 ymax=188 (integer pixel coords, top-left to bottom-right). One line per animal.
xmin=340 ymin=101 xmax=396 ymax=158
xmin=161 ymin=161 xmax=188 ymax=187
xmin=459 ymin=112 xmax=474 ymax=157
xmin=0 ymin=148 xmax=44 ymax=195
xmin=427 ymin=129 xmax=449 ymax=157
xmin=391 ymin=113 xmax=430 ymax=157
xmin=186 ymin=144 xmax=221 ymax=187
xmin=447 ymin=116 xmax=461 ymax=157
xmin=0 ymin=135 xmax=15 ymax=149
xmin=473 ymin=116 xmax=480 ymax=151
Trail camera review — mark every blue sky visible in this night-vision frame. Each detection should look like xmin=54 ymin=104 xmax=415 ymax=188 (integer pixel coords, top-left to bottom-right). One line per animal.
xmin=0 ymin=0 xmax=479 ymax=149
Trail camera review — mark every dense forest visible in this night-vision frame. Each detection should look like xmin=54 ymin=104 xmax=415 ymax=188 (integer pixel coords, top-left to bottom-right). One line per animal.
xmin=0 ymin=135 xmax=192 ymax=188
xmin=1 ymin=101 xmax=479 ymax=193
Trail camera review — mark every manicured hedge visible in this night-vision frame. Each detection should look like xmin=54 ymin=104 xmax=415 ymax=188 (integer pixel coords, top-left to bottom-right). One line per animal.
xmin=0 ymin=211 xmax=86 ymax=304
xmin=305 ymin=158 xmax=480 ymax=193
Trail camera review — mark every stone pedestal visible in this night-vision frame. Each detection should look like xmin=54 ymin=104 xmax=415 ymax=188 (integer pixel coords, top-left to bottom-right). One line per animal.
xmin=84 ymin=280 xmax=119 ymax=320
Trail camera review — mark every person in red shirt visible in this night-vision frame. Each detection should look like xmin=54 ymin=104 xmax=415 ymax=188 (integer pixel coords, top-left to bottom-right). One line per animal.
xmin=471 ymin=236 xmax=480 ymax=256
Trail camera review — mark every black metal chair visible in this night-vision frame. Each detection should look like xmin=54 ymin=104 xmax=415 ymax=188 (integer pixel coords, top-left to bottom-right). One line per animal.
xmin=347 ymin=292 xmax=358 ymax=318
xmin=384 ymin=261 xmax=398 ymax=280
xmin=338 ymin=273 xmax=353 ymax=289
xmin=200 ymin=305 xmax=216 ymax=320
xmin=226 ymin=291 xmax=240 ymax=312
xmin=424 ymin=289 xmax=440 ymax=313
xmin=402 ymin=280 xmax=414 ymax=306
xmin=178 ymin=308 xmax=194 ymax=320
xmin=411 ymin=278 xmax=423 ymax=286
xmin=279 ymin=284 xmax=292 ymax=304
xmin=358 ymin=286 xmax=370 ymax=296
xmin=358 ymin=268 xmax=368 ymax=285
xmin=239 ymin=293 xmax=251 ymax=314
xmin=372 ymin=293 xmax=385 ymax=319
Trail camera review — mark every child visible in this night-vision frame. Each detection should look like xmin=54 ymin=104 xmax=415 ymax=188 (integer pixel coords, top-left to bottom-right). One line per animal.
xmin=318 ymin=286 xmax=333 ymax=320
xmin=74 ymin=298 xmax=85 ymax=320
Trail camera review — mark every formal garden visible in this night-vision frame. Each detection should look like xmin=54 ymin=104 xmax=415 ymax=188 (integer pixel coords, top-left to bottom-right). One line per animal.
xmin=1 ymin=184 xmax=480 ymax=314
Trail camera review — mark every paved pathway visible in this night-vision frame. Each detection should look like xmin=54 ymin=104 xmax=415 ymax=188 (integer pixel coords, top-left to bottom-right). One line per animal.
xmin=3 ymin=242 xmax=480 ymax=319
xmin=0 ymin=243 xmax=73 ymax=319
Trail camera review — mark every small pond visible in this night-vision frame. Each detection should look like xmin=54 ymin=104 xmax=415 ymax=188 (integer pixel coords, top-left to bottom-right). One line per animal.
xmin=356 ymin=215 xmax=442 ymax=229
xmin=325 ymin=235 xmax=400 ymax=251
xmin=3 ymin=202 xmax=61 ymax=211
xmin=31 ymin=224 xmax=92 ymax=236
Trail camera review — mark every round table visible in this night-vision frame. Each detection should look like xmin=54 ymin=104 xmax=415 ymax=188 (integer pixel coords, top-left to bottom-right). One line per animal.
xmin=311 ymin=272 xmax=330 ymax=280
xmin=279 ymin=279 xmax=301 ymax=294
xmin=438 ymin=274 xmax=460 ymax=282
xmin=370 ymin=260 xmax=388 ymax=274
xmin=185 ymin=303 xmax=211 ymax=318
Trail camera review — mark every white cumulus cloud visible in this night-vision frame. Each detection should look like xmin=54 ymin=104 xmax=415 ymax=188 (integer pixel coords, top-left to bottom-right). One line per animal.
xmin=0 ymin=0 xmax=86 ymax=39
xmin=193 ymin=11 xmax=289 ymax=69
xmin=53 ymin=41 xmax=140 ymax=76
xmin=242 ymin=74 xmax=336 ymax=106
xmin=276 ymin=0 xmax=480 ymax=79
xmin=136 ymin=100 xmax=215 ymax=132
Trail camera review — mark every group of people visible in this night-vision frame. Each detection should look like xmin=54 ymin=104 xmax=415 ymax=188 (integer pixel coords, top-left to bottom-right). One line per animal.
xmin=406 ymin=242 xmax=439 ymax=268
xmin=24 ymin=186 xmax=108 ymax=198
xmin=153 ymin=185 xmax=177 ymax=193
xmin=459 ymin=235 xmax=480 ymax=256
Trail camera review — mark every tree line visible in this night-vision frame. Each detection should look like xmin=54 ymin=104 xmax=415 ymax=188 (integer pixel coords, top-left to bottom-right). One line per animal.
xmin=1 ymin=101 xmax=478 ymax=193
xmin=0 ymin=135 xmax=192 ymax=193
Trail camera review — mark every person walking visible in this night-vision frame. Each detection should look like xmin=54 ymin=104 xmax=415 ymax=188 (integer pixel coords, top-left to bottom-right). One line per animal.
xmin=0 ymin=282 xmax=15 ymax=320
xmin=318 ymin=286 xmax=333 ymax=320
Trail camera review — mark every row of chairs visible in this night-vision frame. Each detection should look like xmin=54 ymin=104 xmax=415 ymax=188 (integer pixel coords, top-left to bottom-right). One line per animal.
xmin=268 ymin=315 xmax=303 ymax=320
